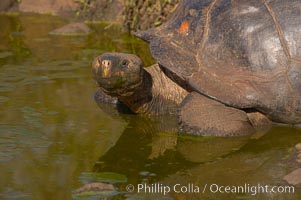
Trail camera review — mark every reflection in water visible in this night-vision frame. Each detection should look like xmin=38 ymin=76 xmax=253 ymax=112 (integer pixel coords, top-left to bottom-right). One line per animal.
xmin=99 ymin=126 xmax=301 ymax=200
xmin=0 ymin=14 xmax=140 ymax=200
xmin=0 ymin=14 xmax=300 ymax=200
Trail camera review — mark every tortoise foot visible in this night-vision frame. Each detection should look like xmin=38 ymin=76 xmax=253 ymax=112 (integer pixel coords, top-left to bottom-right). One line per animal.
xmin=179 ymin=92 xmax=255 ymax=136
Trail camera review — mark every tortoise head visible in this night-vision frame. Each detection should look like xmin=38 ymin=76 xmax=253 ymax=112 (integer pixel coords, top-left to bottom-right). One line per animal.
xmin=92 ymin=53 xmax=144 ymax=97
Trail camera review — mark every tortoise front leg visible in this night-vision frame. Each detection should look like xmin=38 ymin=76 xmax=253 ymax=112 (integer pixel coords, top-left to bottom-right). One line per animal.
xmin=179 ymin=92 xmax=256 ymax=136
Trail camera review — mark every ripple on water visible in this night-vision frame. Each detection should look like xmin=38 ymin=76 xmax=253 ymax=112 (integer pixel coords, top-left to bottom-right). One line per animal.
xmin=33 ymin=37 xmax=50 ymax=42
xmin=0 ymin=51 xmax=13 ymax=59
xmin=0 ymin=65 xmax=28 ymax=93
xmin=0 ymin=82 xmax=16 ymax=92
xmin=0 ymin=124 xmax=44 ymax=162
xmin=0 ymin=96 xmax=10 ymax=103
xmin=20 ymin=106 xmax=44 ymax=129
xmin=48 ymin=73 xmax=83 ymax=79
xmin=0 ymin=65 xmax=27 ymax=82
xmin=16 ymin=76 xmax=50 ymax=86
xmin=47 ymin=111 xmax=59 ymax=115
xmin=0 ymin=187 xmax=32 ymax=200
xmin=82 ymin=48 xmax=103 ymax=56
xmin=31 ymin=60 xmax=82 ymax=71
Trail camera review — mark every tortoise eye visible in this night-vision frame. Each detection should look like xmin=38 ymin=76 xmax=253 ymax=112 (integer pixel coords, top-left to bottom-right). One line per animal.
xmin=121 ymin=60 xmax=129 ymax=67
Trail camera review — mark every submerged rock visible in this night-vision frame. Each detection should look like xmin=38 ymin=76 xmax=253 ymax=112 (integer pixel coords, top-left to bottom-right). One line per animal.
xmin=283 ymin=143 xmax=301 ymax=186
xmin=73 ymin=182 xmax=118 ymax=199
xmin=76 ymin=182 xmax=115 ymax=193
xmin=49 ymin=22 xmax=91 ymax=36
xmin=283 ymin=168 xmax=301 ymax=186
xmin=295 ymin=143 xmax=301 ymax=151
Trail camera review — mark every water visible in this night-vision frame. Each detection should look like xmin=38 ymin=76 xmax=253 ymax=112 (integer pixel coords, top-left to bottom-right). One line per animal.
xmin=0 ymin=14 xmax=300 ymax=200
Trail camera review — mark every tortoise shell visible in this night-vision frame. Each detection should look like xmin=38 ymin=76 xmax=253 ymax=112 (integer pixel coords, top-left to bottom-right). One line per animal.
xmin=136 ymin=0 xmax=301 ymax=124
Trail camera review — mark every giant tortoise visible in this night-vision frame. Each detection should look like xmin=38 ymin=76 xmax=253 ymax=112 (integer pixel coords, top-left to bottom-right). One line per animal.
xmin=92 ymin=0 xmax=301 ymax=136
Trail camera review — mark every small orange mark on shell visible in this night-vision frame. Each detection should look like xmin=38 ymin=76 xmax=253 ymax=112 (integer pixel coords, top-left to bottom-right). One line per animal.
xmin=178 ymin=21 xmax=189 ymax=35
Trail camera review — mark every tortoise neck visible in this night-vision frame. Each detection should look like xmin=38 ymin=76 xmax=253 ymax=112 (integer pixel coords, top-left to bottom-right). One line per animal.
xmin=119 ymin=70 xmax=153 ymax=113
xmin=119 ymin=64 xmax=188 ymax=115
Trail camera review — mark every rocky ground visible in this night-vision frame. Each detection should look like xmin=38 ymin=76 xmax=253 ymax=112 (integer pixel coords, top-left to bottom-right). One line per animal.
xmin=0 ymin=0 xmax=178 ymax=31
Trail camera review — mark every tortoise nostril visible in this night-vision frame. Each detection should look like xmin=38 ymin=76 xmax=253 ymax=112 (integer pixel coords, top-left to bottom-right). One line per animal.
xmin=102 ymin=60 xmax=112 ymax=68
xmin=101 ymin=59 xmax=112 ymax=77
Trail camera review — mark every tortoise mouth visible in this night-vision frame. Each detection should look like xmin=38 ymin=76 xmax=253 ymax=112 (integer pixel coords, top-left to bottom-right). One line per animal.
xmin=95 ymin=73 xmax=143 ymax=96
